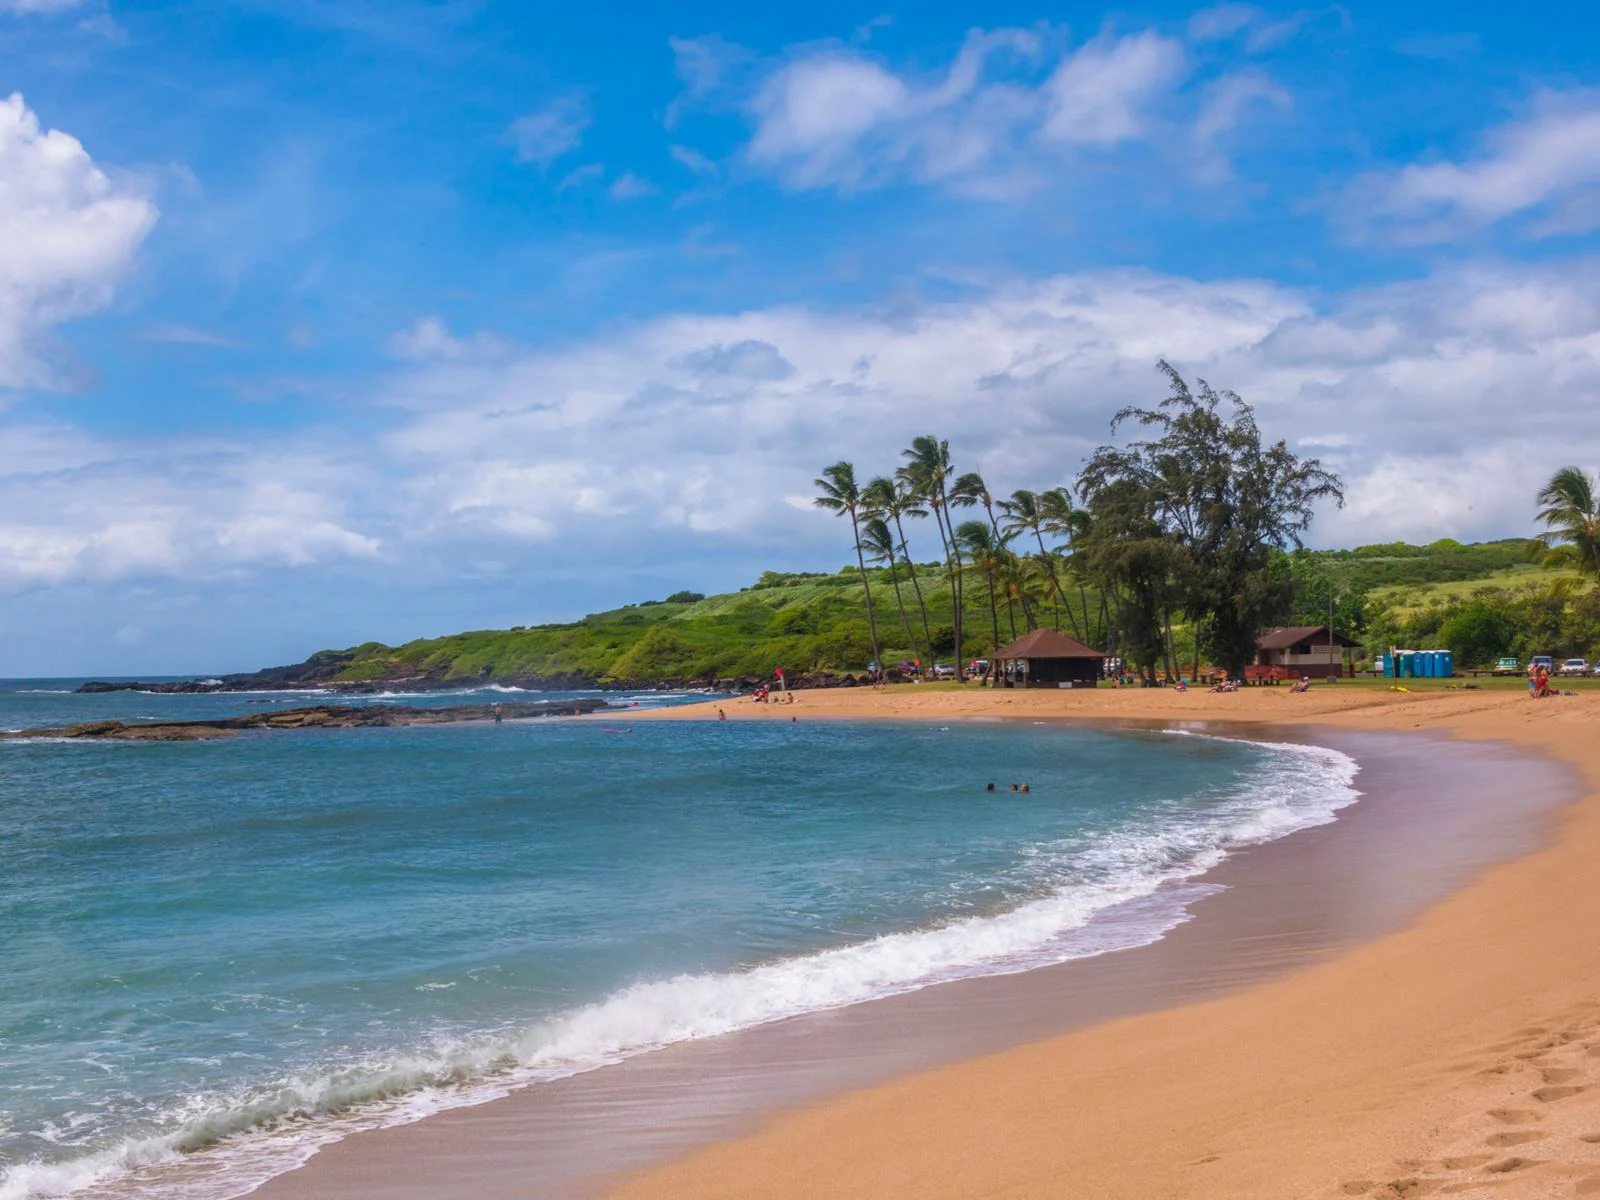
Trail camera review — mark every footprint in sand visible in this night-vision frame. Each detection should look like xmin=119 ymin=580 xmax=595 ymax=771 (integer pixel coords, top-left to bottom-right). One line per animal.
xmin=1483 ymin=1156 xmax=1535 ymax=1173
xmin=1483 ymin=1130 xmax=1545 ymax=1147
xmin=1542 ymin=1067 xmax=1584 ymax=1083
xmin=1533 ymin=1085 xmax=1586 ymax=1102
xmin=1577 ymin=1178 xmax=1600 ymax=1196
xmin=1488 ymin=1108 xmax=1544 ymax=1124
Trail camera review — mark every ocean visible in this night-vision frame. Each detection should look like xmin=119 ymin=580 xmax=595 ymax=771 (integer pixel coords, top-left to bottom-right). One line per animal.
xmin=0 ymin=681 xmax=1360 ymax=1199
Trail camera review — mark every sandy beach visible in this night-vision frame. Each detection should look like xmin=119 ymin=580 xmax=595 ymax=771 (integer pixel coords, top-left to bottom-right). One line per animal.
xmin=591 ymin=682 xmax=1600 ymax=1199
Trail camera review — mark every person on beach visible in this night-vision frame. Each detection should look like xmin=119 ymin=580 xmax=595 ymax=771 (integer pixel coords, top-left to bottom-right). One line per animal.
xmin=717 ymin=707 xmax=726 ymax=721
xmin=493 ymin=703 xmax=503 ymax=723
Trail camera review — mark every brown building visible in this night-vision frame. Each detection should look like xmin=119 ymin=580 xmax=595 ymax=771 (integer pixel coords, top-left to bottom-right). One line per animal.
xmin=990 ymin=629 xmax=1107 ymax=688
xmin=1255 ymin=625 xmax=1360 ymax=679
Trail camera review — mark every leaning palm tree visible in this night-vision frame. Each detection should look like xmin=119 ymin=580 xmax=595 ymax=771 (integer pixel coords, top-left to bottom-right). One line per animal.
xmin=1534 ymin=466 xmax=1600 ymax=579
xmin=814 ymin=461 xmax=882 ymax=677
xmin=898 ymin=437 xmax=965 ymax=677
xmin=860 ymin=516 xmax=922 ymax=669
xmin=955 ymin=519 xmax=1005 ymax=670
xmin=1000 ymin=488 xmax=1079 ymax=639
xmin=952 ymin=471 xmax=1035 ymax=630
xmin=1039 ymin=486 xmax=1097 ymax=643
xmin=862 ymin=475 xmax=935 ymax=657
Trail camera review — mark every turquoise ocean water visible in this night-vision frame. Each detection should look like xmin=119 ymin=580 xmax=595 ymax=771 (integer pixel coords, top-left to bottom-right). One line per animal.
xmin=0 ymin=681 xmax=1359 ymax=1199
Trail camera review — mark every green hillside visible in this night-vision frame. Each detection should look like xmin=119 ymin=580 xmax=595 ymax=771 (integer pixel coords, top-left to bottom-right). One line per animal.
xmin=290 ymin=537 xmax=1598 ymax=685
xmin=309 ymin=564 xmax=989 ymax=684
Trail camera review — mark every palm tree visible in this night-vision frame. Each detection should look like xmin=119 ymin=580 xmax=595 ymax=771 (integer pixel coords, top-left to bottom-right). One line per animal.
xmin=898 ymin=436 xmax=965 ymax=677
xmin=859 ymin=516 xmax=921 ymax=669
xmin=814 ymin=461 xmax=882 ymax=677
xmin=1535 ymin=466 xmax=1600 ymax=579
xmin=1039 ymin=486 xmax=1098 ymax=644
xmin=1000 ymin=488 xmax=1079 ymax=639
xmin=862 ymin=475 xmax=935 ymax=659
xmin=955 ymin=520 xmax=1005 ymax=671
xmin=952 ymin=471 xmax=1035 ymax=630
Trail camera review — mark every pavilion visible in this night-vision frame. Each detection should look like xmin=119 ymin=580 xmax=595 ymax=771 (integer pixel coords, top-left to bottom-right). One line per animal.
xmin=989 ymin=628 xmax=1108 ymax=688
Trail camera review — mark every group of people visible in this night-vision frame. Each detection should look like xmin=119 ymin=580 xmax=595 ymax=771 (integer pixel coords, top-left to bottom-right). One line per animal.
xmin=985 ymin=783 xmax=1031 ymax=793
xmin=1529 ymin=662 xmax=1556 ymax=698
xmin=751 ymin=686 xmax=795 ymax=704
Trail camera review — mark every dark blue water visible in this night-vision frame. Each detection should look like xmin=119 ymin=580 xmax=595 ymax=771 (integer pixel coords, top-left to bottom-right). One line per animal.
xmin=0 ymin=682 xmax=1358 ymax=1199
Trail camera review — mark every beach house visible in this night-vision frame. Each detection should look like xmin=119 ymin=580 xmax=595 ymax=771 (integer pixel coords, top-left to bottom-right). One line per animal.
xmin=1254 ymin=625 xmax=1360 ymax=679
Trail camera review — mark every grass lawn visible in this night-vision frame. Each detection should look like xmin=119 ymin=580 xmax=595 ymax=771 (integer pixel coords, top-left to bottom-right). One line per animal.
xmin=1370 ymin=565 xmax=1592 ymax=615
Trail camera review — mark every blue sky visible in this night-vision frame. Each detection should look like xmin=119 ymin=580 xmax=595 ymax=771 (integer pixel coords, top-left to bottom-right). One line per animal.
xmin=3 ymin=0 xmax=1599 ymax=674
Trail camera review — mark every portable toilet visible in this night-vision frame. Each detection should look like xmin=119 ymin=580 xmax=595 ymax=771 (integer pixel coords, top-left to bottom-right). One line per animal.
xmin=1380 ymin=653 xmax=1393 ymax=678
xmin=1424 ymin=650 xmax=1438 ymax=678
xmin=1419 ymin=651 xmax=1433 ymax=678
xmin=1439 ymin=649 xmax=1453 ymax=678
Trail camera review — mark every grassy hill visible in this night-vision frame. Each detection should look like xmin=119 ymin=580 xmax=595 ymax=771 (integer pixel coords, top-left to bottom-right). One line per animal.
xmin=307 ymin=565 xmax=976 ymax=685
xmin=283 ymin=537 xmax=1596 ymax=686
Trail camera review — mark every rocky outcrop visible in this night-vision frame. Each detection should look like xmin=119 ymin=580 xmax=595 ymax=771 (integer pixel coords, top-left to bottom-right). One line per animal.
xmin=74 ymin=669 xmax=871 ymax=696
xmin=2 ymin=699 xmax=611 ymax=742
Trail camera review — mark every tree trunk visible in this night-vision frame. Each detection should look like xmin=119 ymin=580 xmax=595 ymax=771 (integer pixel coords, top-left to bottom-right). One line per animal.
xmin=985 ymin=569 xmax=1002 ymax=671
xmin=987 ymin=499 xmax=1035 ymax=629
xmin=886 ymin=556 xmax=918 ymax=670
xmin=893 ymin=512 xmax=935 ymax=658
xmin=1034 ymin=530 xmax=1081 ymax=640
xmin=935 ymin=498 xmax=964 ymax=680
xmin=849 ymin=511 xmax=882 ymax=678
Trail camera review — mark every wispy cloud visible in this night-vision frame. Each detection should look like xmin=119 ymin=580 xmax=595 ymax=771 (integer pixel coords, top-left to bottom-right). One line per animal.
xmin=609 ymin=172 xmax=659 ymax=200
xmin=557 ymin=162 xmax=604 ymax=191
xmin=1393 ymin=31 xmax=1480 ymax=62
xmin=0 ymin=0 xmax=87 ymax=12
xmin=1039 ymin=30 xmax=1186 ymax=145
xmin=670 ymin=144 xmax=717 ymax=175
xmin=137 ymin=323 xmax=241 ymax=348
xmin=507 ymin=92 xmax=591 ymax=168
xmin=1187 ymin=4 xmax=1325 ymax=53
xmin=686 ymin=23 xmax=1282 ymax=197
xmin=1340 ymin=90 xmax=1600 ymax=242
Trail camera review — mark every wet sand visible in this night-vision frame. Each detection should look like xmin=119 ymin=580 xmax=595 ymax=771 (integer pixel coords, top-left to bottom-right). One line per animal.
xmin=246 ymin=683 xmax=1600 ymax=1200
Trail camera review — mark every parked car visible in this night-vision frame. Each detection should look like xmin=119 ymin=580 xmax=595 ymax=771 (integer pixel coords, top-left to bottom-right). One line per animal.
xmin=931 ymin=663 xmax=956 ymax=679
xmin=1530 ymin=656 xmax=1555 ymax=674
xmin=1492 ymin=657 xmax=1520 ymax=676
xmin=1558 ymin=658 xmax=1590 ymax=677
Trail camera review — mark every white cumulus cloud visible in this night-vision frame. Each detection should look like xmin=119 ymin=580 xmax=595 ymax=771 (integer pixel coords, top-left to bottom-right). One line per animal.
xmin=0 ymin=92 xmax=158 ymax=390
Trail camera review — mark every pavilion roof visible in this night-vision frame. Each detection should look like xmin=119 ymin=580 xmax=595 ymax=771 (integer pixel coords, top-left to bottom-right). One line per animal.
xmin=1256 ymin=625 xmax=1361 ymax=650
xmin=991 ymin=629 xmax=1107 ymax=660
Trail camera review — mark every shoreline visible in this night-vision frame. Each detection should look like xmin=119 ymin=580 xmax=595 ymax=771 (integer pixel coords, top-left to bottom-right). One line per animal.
xmin=599 ymin=686 xmax=1600 ymax=1199
xmin=235 ymin=686 xmax=1599 ymax=1200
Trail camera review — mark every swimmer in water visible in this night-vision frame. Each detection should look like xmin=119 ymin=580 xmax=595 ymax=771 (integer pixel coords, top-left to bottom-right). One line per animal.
xmin=986 ymin=782 xmax=996 ymax=792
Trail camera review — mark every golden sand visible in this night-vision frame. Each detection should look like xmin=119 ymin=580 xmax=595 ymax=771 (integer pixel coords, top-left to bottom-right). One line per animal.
xmin=604 ymin=683 xmax=1600 ymax=1199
